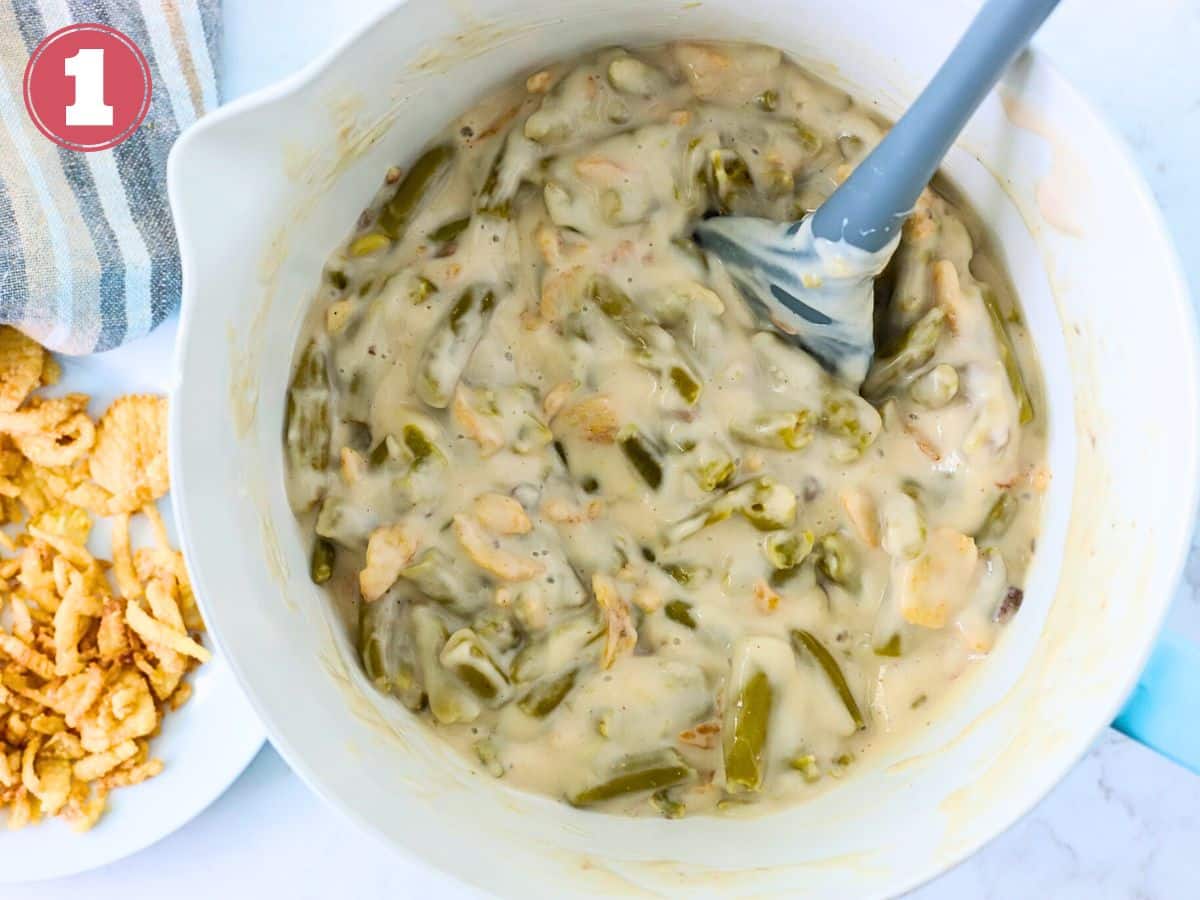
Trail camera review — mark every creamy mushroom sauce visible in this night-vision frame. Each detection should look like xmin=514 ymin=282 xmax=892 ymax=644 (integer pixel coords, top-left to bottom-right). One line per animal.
xmin=283 ymin=42 xmax=1048 ymax=817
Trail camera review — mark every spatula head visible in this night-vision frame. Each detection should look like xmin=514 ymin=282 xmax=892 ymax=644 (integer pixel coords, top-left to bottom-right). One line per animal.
xmin=693 ymin=214 xmax=898 ymax=389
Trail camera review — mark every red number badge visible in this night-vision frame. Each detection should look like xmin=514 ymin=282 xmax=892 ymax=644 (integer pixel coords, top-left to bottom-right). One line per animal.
xmin=23 ymin=23 xmax=152 ymax=152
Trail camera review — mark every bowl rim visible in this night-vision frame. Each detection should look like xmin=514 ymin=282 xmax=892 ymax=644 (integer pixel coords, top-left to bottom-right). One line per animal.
xmin=167 ymin=3 xmax=1200 ymax=895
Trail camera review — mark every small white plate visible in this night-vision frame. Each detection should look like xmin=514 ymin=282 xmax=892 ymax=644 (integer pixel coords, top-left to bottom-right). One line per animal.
xmin=0 ymin=321 xmax=264 ymax=883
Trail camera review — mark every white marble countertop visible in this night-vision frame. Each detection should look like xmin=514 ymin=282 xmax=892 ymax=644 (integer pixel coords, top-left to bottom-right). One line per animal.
xmin=11 ymin=0 xmax=1200 ymax=896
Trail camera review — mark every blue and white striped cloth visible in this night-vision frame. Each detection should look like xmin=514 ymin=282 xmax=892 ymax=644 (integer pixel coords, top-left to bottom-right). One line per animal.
xmin=0 ymin=0 xmax=220 ymax=353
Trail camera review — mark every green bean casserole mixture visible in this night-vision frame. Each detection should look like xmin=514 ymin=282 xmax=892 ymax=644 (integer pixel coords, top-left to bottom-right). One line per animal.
xmin=284 ymin=42 xmax=1048 ymax=816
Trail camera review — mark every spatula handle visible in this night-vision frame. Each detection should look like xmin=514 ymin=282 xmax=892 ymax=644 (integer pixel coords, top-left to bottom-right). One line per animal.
xmin=810 ymin=0 xmax=1061 ymax=252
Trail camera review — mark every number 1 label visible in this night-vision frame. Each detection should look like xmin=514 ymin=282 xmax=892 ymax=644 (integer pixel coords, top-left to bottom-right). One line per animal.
xmin=64 ymin=48 xmax=113 ymax=127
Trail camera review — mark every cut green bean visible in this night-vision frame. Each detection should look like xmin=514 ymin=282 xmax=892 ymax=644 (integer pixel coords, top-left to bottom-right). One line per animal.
xmin=359 ymin=598 xmax=425 ymax=710
xmin=789 ymin=753 xmax=821 ymax=783
xmin=695 ymin=459 xmax=735 ymax=492
xmin=398 ymin=548 xmax=479 ymax=614
xmin=981 ymin=287 xmax=1034 ymax=424
xmin=763 ymin=530 xmax=814 ymax=571
xmin=474 ymin=738 xmax=505 ymax=777
xmin=813 ymin=532 xmax=860 ymax=591
xmin=378 ymin=144 xmax=456 ymax=239
xmin=669 ymin=366 xmax=702 ymax=405
xmin=661 ymin=563 xmax=708 ymax=586
xmin=731 ymin=410 xmax=813 ymax=450
xmin=402 ymin=424 xmax=439 ymax=465
xmin=416 ymin=286 xmax=497 ymax=408
xmin=873 ymin=634 xmax=902 ymax=657
xmin=569 ymin=749 xmax=694 ymax=807
xmin=477 ymin=141 xmax=513 ymax=218
xmin=723 ymin=669 xmax=772 ymax=793
xmin=440 ymin=628 xmax=510 ymax=703
xmin=975 ymin=490 xmax=1017 ymax=546
xmin=619 ymin=429 xmax=663 ymax=489
xmin=428 ymin=216 xmax=471 ymax=243
xmin=410 ymin=275 xmax=438 ymax=305
xmin=707 ymin=149 xmax=753 ymax=214
xmin=412 ymin=605 xmax=480 ymax=724
xmin=310 ymin=537 xmax=335 ymax=584
xmin=740 ymin=479 xmax=797 ymax=531
xmin=651 ymin=788 xmax=686 ymax=818
xmin=664 ymin=599 xmax=697 ymax=629
xmin=517 ymin=669 xmax=577 ymax=718
xmin=755 ymin=89 xmax=779 ymax=111
xmin=284 ymin=340 xmax=332 ymax=485
xmin=791 ymin=629 xmax=865 ymax=730
xmin=862 ymin=306 xmax=946 ymax=400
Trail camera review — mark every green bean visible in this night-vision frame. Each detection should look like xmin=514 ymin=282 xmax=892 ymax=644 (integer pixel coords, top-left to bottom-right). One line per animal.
xmin=755 ymin=89 xmax=779 ymax=112
xmin=791 ymin=630 xmax=865 ymax=730
xmin=402 ymin=424 xmax=439 ymax=465
xmin=474 ymin=738 xmax=505 ymax=778
xmin=793 ymin=123 xmax=822 ymax=155
xmin=416 ymin=286 xmax=497 ymax=408
xmin=369 ymin=434 xmax=398 ymax=468
xmin=975 ymin=490 xmax=1018 ymax=546
xmin=314 ymin=496 xmax=377 ymax=549
xmin=398 ymin=548 xmax=476 ymax=612
xmin=428 ymin=216 xmax=471 ymax=244
xmin=874 ymin=634 xmax=902 ymax=657
xmin=813 ymin=532 xmax=860 ymax=591
xmin=409 ymin=276 xmax=438 ymax=306
xmin=590 ymin=277 xmax=646 ymax=341
xmin=285 ymin=341 xmax=332 ymax=486
xmin=862 ymin=306 xmax=946 ymax=400
xmin=723 ymin=669 xmax=772 ymax=793
xmin=789 ymin=753 xmax=821 ymax=783
xmin=663 ymin=481 xmax=755 ymax=543
xmin=819 ymin=395 xmax=879 ymax=460
xmin=569 ymin=749 xmax=694 ymax=807
xmin=740 ymin=479 xmax=797 ymax=531
xmin=326 ymin=268 xmax=349 ymax=290
xmin=763 ymin=530 xmax=814 ymax=571
xmin=477 ymin=141 xmax=513 ymax=218
xmin=510 ymin=614 xmax=603 ymax=683
xmin=694 ymin=455 xmax=735 ymax=492
xmin=473 ymin=608 xmax=521 ymax=654
xmin=910 ymin=363 xmax=959 ymax=408
xmin=707 ymin=149 xmax=753 ymax=214
xmin=378 ymin=144 xmax=456 ymax=239
xmin=661 ymin=563 xmax=708 ymax=586
xmin=669 ymin=366 xmax=702 ymax=405
xmin=348 ymin=232 xmax=390 ymax=257
xmin=620 ymin=429 xmax=663 ymax=489
xmin=517 ymin=669 xmax=577 ymax=718
xmin=981 ymin=287 xmax=1034 ymax=424
xmin=651 ymin=788 xmax=686 ymax=818
xmin=440 ymin=628 xmax=510 ymax=703
xmin=359 ymin=598 xmax=425 ymax=710
xmin=664 ymin=599 xmax=697 ymax=629
xmin=310 ymin=537 xmax=335 ymax=584
xmin=730 ymin=410 xmax=814 ymax=450
xmin=552 ymin=440 xmax=570 ymax=469
xmin=412 ymin=605 xmax=480 ymax=724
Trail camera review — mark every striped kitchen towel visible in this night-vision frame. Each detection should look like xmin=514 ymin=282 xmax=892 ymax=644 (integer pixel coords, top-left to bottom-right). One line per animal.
xmin=0 ymin=0 xmax=220 ymax=354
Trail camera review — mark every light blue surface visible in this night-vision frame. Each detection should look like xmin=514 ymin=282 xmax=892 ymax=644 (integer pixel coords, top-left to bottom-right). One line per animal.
xmin=1114 ymin=634 xmax=1200 ymax=774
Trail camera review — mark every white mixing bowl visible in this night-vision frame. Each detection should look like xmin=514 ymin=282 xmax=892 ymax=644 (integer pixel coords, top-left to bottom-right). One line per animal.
xmin=166 ymin=0 xmax=1199 ymax=895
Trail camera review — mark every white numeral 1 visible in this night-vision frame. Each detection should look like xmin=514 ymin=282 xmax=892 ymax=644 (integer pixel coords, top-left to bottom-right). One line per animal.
xmin=64 ymin=48 xmax=113 ymax=127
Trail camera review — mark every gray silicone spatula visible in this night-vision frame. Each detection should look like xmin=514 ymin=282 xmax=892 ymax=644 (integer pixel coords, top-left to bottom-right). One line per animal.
xmin=694 ymin=0 xmax=1061 ymax=388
